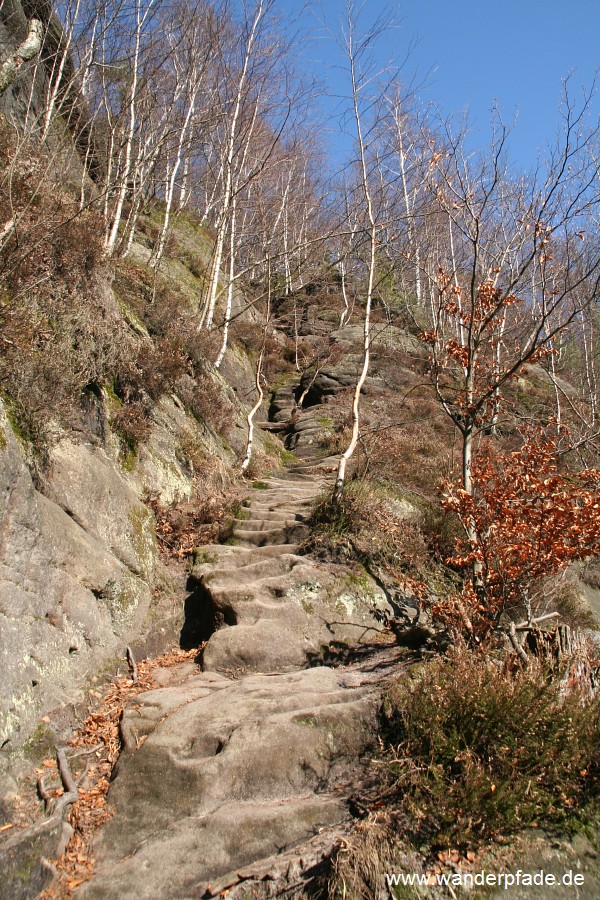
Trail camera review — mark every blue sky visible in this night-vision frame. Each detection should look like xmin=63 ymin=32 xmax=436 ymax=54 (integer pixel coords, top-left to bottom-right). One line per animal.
xmin=284 ymin=0 xmax=600 ymax=173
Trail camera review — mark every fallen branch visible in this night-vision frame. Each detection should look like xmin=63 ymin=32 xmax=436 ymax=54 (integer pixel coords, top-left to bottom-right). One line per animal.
xmin=514 ymin=611 xmax=560 ymax=631
xmin=508 ymin=622 xmax=529 ymax=667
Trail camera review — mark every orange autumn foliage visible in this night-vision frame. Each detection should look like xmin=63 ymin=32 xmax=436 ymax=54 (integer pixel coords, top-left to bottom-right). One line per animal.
xmin=434 ymin=432 xmax=600 ymax=639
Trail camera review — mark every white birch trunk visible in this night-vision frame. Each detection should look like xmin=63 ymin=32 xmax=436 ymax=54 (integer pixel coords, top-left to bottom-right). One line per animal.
xmin=333 ymin=20 xmax=376 ymax=505
xmin=241 ymin=254 xmax=270 ymax=472
xmin=0 ymin=18 xmax=43 ymax=97
xmin=202 ymin=0 xmax=265 ymax=330
xmin=40 ymin=0 xmax=83 ymax=142
xmin=214 ymin=195 xmax=237 ymax=369
xmin=150 ymin=88 xmax=197 ymax=269
xmin=104 ymin=0 xmax=155 ymax=258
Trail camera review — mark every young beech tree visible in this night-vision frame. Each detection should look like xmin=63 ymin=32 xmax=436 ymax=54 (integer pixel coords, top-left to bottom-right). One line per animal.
xmin=423 ymin=91 xmax=600 ymax=501
xmin=437 ymin=432 xmax=600 ymax=641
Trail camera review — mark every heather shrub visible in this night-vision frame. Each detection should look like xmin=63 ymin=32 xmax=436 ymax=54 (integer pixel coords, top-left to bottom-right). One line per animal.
xmin=381 ymin=647 xmax=600 ymax=849
xmin=110 ymin=400 xmax=152 ymax=457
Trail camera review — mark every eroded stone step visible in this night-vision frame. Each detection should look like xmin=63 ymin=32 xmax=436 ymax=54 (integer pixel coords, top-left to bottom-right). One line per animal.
xmin=242 ymin=498 xmax=315 ymax=512
xmin=233 ymin=524 xmax=310 ymax=547
xmin=80 ymin=665 xmax=379 ymax=899
xmin=201 ymin=554 xmax=302 ymax=586
xmin=235 ymin=517 xmax=304 ymax=532
xmin=256 ymin=481 xmax=322 ymax=494
xmin=238 ymin=508 xmax=305 ymax=524
xmin=191 ymin=542 xmax=301 ymax=565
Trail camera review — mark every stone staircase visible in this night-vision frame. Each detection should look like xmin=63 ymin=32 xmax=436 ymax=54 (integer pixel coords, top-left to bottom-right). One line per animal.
xmin=80 ymin=383 xmax=402 ymax=899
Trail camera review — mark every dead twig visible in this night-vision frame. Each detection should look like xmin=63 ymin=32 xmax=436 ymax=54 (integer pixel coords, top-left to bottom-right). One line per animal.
xmin=514 ymin=611 xmax=560 ymax=631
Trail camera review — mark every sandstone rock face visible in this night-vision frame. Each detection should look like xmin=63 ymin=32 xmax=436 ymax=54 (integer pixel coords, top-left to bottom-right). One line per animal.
xmin=0 ymin=402 xmax=154 ymax=756
xmin=0 ymin=326 xmax=284 ymax=769
xmin=45 ymin=438 xmax=157 ymax=580
xmin=131 ymin=395 xmax=198 ymax=506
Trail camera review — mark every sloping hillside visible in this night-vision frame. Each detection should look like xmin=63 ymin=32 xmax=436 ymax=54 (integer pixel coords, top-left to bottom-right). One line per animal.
xmin=1 ymin=0 xmax=600 ymax=895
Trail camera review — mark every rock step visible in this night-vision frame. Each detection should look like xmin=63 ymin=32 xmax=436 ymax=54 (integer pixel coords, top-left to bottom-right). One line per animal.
xmin=249 ymin=492 xmax=319 ymax=506
xmin=233 ymin=524 xmax=310 ymax=547
xmin=244 ymin=493 xmax=319 ymax=507
xmin=293 ymin=420 xmax=324 ymax=433
xmin=289 ymin=457 xmax=337 ymax=470
xmin=201 ymin=554 xmax=301 ymax=585
xmin=265 ymin=470 xmax=323 ymax=482
xmin=269 ymin=399 xmax=295 ymax=412
xmin=235 ymin=516 xmax=305 ymax=532
xmin=201 ymin=576 xmax=301 ymax=605
xmin=256 ymin=480 xmax=323 ymax=493
xmin=271 ymin=410 xmax=294 ymax=423
xmin=291 ymin=449 xmax=320 ymax=460
xmin=190 ymin=545 xmax=302 ymax=578
xmin=260 ymin=482 xmax=323 ymax=493
xmin=238 ymin=508 xmax=305 ymax=524
xmin=246 ymin=491 xmax=319 ymax=502
xmin=245 ymin=495 xmax=314 ymax=509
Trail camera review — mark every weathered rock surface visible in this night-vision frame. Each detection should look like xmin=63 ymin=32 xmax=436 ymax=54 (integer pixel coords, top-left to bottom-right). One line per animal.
xmin=45 ymin=438 xmax=157 ymax=580
xmin=190 ymin=472 xmax=390 ymax=676
xmin=79 ymin=400 xmax=398 ymax=898
xmin=81 ymin=660 xmax=391 ymax=899
xmin=0 ymin=401 xmax=156 ymax=758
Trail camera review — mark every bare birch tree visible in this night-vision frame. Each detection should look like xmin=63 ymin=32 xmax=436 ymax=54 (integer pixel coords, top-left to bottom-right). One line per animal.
xmin=199 ymin=0 xmax=268 ymax=329
xmin=332 ymin=1 xmax=390 ymax=505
